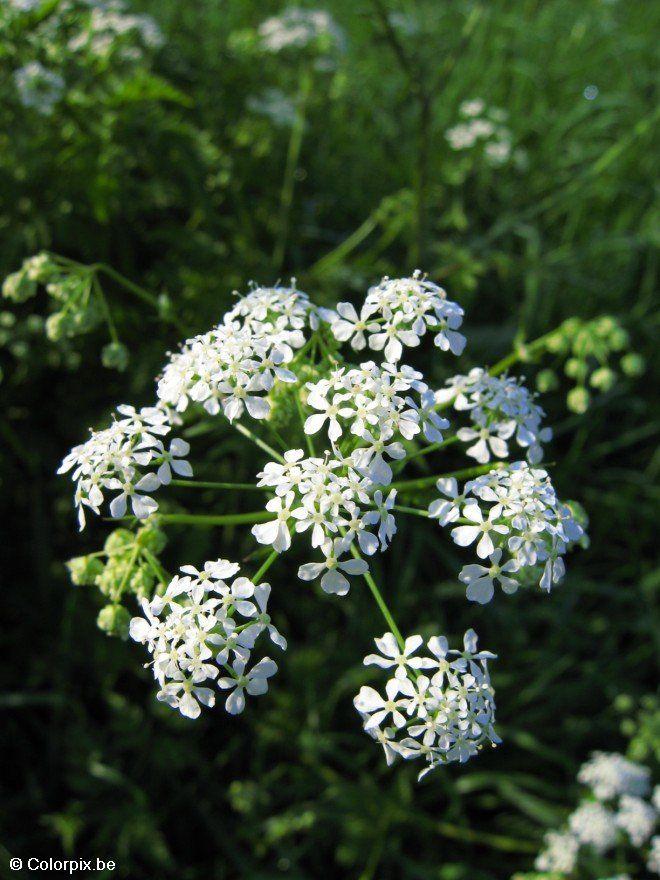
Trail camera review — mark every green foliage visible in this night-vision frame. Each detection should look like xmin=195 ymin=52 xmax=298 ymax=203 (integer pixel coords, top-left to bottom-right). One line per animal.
xmin=0 ymin=0 xmax=657 ymax=878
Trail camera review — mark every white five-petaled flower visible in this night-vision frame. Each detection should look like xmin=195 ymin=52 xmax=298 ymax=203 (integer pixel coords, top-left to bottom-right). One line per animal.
xmin=451 ymin=501 xmax=509 ymax=559
xmin=217 ymin=657 xmax=278 ymax=714
xmin=459 ymin=548 xmax=520 ymax=604
xmin=364 ymin=632 xmax=433 ymax=680
xmin=297 ymin=538 xmax=368 ymax=595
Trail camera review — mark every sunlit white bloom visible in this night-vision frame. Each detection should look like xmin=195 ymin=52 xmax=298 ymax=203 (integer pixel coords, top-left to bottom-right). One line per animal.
xmin=568 ymin=800 xmax=618 ymax=853
xmin=298 ymin=537 xmax=368 ymax=595
xmin=259 ymin=7 xmax=345 ymax=54
xmin=578 ymin=751 xmax=651 ymax=801
xmin=58 ymin=404 xmax=185 ymax=529
xmin=14 ymin=62 xmax=65 ymax=115
xmin=157 ymin=283 xmax=315 ymax=420
xmin=438 ymin=368 xmax=552 ymax=464
xmin=433 ymin=461 xmax=583 ymax=601
xmin=357 ymin=629 xmax=499 ymax=778
xmin=129 ymin=560 xmax=285 ymax=718
xmin=535 ymin=830 xmax=579 ymax=873
xmin=615 ymin=795 xmax=657 ymax=846
xmin=459 ymin=548 xmax=519 ymax=604
xmin=217 ymin=657 xmax=278 ymax=714
xmin=364 ymin=632 xmax=433 ymax=680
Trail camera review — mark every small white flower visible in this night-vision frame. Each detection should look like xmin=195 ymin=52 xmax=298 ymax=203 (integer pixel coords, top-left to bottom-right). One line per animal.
xmin=155 ymin=438 xmax=193 ymax=485
xmin=297 ymin=538 xmax=368 ymax=596
xmin=361 ymin=489 xmax=397 ymax=549
xmin=459 ymin=548 xmax=519 ymax=604
xmin=364 ymin=632 xmax=433 ymax=680
xmin=217 ymin=657 xmax=278 ymax=714
xmin=251 ymin=492 xmax=296 ymax=552
xmin=451 ymin=502 xmax=509 ymax=559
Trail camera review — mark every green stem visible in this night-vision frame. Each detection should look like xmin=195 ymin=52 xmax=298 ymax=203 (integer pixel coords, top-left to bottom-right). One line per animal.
xmin=391 ymin=504 xmax=429 ymax=519
xmin=402 ymin=434 xmax=460 ymax=466
xmin=489 ymin=330 xmax=557 ymax=376
xmin=169 ymin=479 xmax=268 ymax=492
xmin=346 ymin=538 xmax=405 ymax=650
xmin=391 ymin=462 xmax=504 ymax=492
xmin=93 ymin=275 xmax=119 ymax=343
xmin=94 ymin=263 xmax=187 ymax=334
xmin=233 ymin=422 xmax=286 ymax=464
xmin=157 ymin=511 xmax=272 ymax=527
xmin=295 ymin=390 xmax=315 ymax=456
xmin=253 ymin=549 xmax=280 ymax=583
xmin=273 ymin=69 xmax=312 ymax=273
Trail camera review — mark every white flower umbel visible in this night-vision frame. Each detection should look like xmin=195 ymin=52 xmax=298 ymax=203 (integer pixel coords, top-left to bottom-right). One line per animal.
xmin=355 ymin=629 xmax=499 ymax=779
xmin=436 ymin=368 xmax=551 ymax=464
xmin=129 ymin=559 xmax=285 ymax=718
xmin=429 ymin=461 xmax=584 ymax=602
xmin=258 ymin=8 xmax=345 ymax=54
xmin=58 ymin=404 xmax=190 ymax=529
xmin=534 ymin=830 xmax=579 ymax=873
xmin=568 ymin=800 xmax=618 ymax=853
xmin=58 ymin=267 xmax=590 ymax=777
xmin=329 ymin=271 xmax=466 ymax=362
xmin=616 ymin=794 xmax=657 ymax=846
xmin=157 ymin=283 xmax=317 ymax=420
xmin=578 ymin=751 xmax=652 ymax=801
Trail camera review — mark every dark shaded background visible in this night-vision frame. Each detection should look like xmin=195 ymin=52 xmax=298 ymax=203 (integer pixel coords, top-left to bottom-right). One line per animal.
xmin=0 ymin=1 xmax=658 ymax=878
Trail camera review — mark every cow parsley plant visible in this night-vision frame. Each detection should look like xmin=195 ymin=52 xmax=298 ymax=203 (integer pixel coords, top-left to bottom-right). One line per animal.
xmin=59 ymin=271 xmax=588 ymax=779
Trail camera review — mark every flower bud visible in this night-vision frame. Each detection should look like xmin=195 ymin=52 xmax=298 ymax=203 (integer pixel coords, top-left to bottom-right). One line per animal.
xmin=97 ymin=604 xmax=131 ymax=640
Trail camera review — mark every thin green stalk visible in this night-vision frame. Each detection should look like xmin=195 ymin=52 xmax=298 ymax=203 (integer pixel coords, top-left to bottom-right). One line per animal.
xmin=391 ymin=503 xmax=429 ymax=518
xmin=93 ymin=275 xmax=119 ymax=343
xmin=391 ymin=461 xmax=504 ymax=492
xmin=294 ymin=390 xmax=315 ymax=456
xmin=273 ymin=69 xmax=312 ymax=272
xmin=157 ymin=511 xmax=272 ymax=527
xmin=253 ymin=549 xmax=280 ymax=583
xmin=169 ymin=479 xmax=269 ymax=492
xmin=234 ymin=422 xmax=286 ymax=464
xmin=94 ymin=262 xmax=187 ymax=335
xmin=346 ymin=537 xmax=404 ymax=650
xmin=402 ymin=434 xmax=460 ymax=465
xmin=489 ymin=329 xmax=557 ymax=376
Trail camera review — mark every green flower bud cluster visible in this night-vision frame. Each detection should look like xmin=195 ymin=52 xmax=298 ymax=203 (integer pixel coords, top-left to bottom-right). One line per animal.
xmin=66 ymin=524 xmax=168 ymax=639
xmin=2 ymin=253 xmax=58 ymax=303
xmin=1 ymin=253 xmax=135 ymax=373
xmin=540 ymin=315 xmax=645 ymax=413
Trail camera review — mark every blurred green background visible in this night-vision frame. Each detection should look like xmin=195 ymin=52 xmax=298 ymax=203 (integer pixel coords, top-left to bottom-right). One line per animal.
xmin=0 ymin=1 xmax=658 ymax=878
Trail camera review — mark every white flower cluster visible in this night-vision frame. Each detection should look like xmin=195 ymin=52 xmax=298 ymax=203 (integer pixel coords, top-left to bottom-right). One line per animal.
xmin=68 ymin=1 xmax=164 ymax=56
xmin=535 ymin=751 xmax=659 ymax=875
xmin=157 ymin=284 xmax=317 ymax=420
xmin=129 ymin=559 xmax=286 ymax=719
xmin=534 ymin=830 xmax=580 ymax=873
xmin=258 ymin=7 xmax=345 ymax=54
xmin=13 ymin=62 xmax=65 ymax=115
xmin=253 ymin=360 xmax=448 ymax=594
xmin=354 ymin=629 xmax=500 ymax=779
xmin=436 ymin=367 xmax=551 ymax=464
xmin=329 ymin=271 xmax=466 ymax=362
xmin=58 ymin=404 xmax=191 ymax=529
xmin=429 ymin=461 xmax=583 ymax=603
xmin=58 ymin=268 xmax=590 ymax=779
xmin=578 ymin=751 xmax=652 ymax=800
xmin=247 ymin=88 xmax=298 ymax=128
xmin=8 ymin=0 xmax=43 ymax=11
xmin=446 ymin=99 xmax=515 ymax=167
